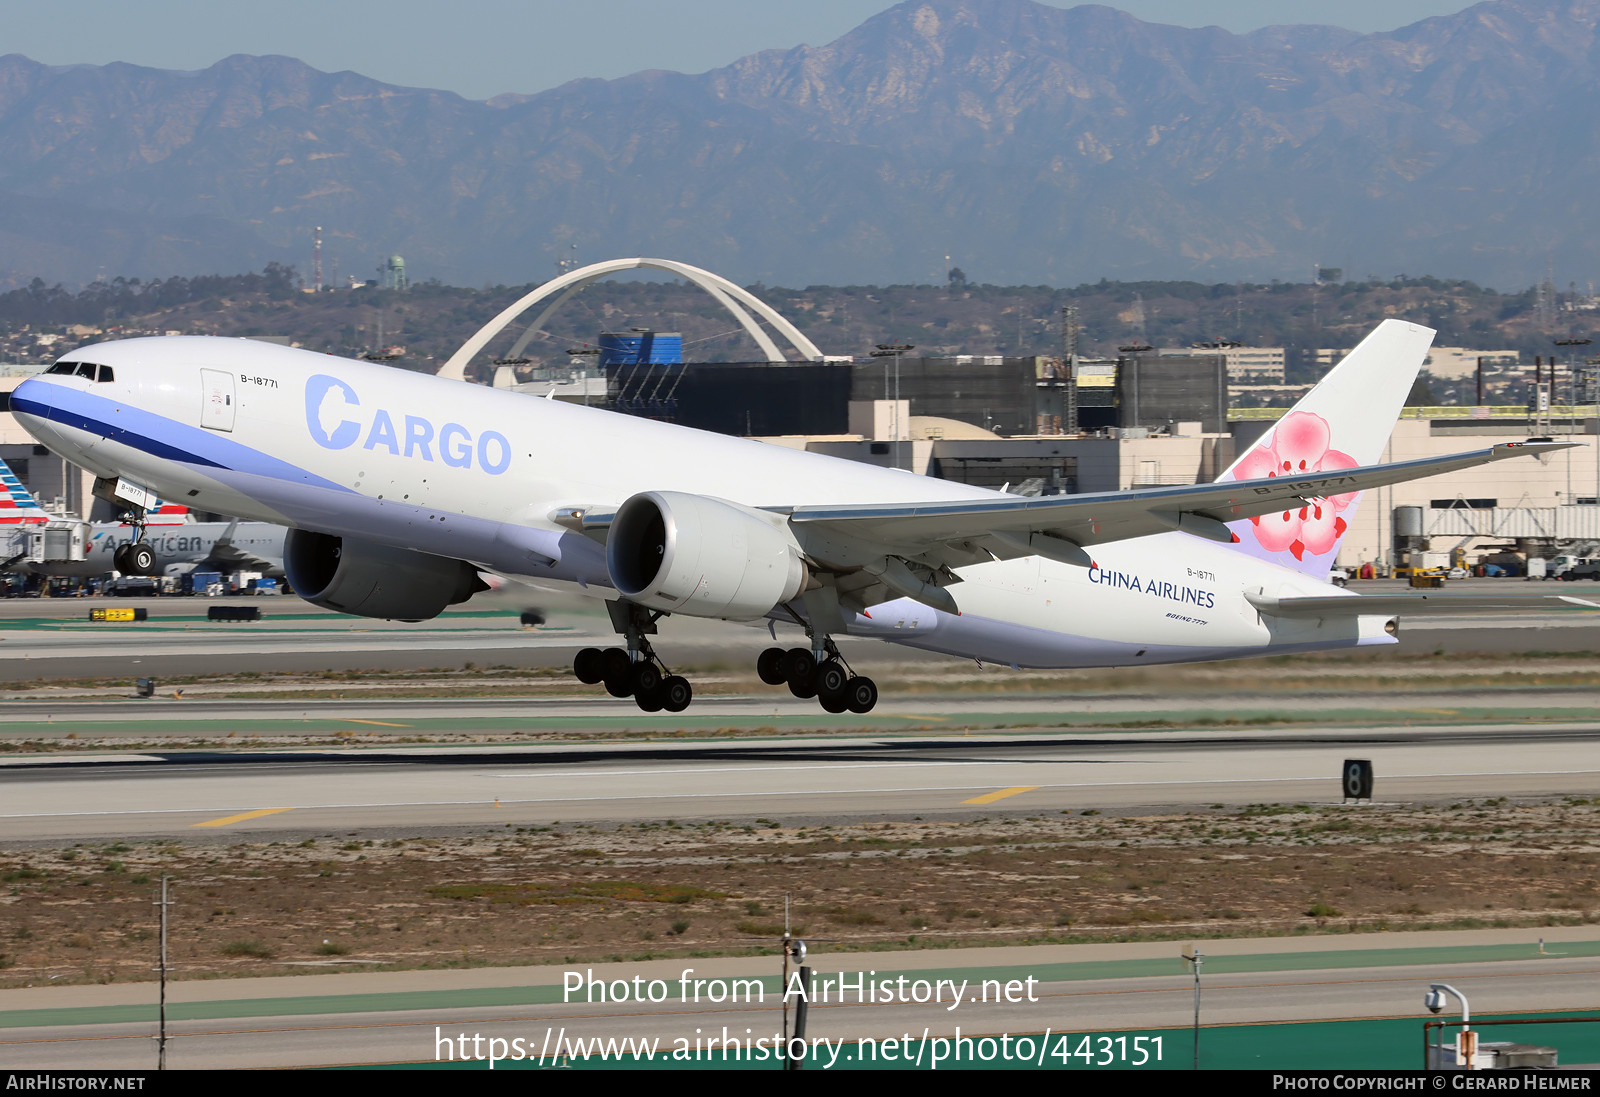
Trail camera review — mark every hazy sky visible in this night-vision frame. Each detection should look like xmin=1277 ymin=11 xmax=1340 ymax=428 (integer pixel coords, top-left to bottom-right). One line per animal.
xmin=0 ymin=1 xmax=1484 ymax=101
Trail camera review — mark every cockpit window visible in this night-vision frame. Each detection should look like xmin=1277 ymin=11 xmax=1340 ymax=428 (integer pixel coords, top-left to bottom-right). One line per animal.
xmin=44 ymin=361 xmax=111 ymax=381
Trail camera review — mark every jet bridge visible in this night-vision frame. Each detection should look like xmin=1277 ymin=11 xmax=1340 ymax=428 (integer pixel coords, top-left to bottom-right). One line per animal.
xmin=0 ymin=519 xmax=88 ymax=569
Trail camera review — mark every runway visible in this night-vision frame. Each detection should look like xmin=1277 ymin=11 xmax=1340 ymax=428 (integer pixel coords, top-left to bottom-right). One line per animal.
xmin=5 ymin=719 xmax=1600 ymax=842
xmin=1 ymin=582 xmax=1599 ymax=681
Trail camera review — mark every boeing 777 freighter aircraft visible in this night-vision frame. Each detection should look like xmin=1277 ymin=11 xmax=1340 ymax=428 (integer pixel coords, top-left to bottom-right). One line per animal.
xmin=8 ymin=320 xmax=1585 ymax=713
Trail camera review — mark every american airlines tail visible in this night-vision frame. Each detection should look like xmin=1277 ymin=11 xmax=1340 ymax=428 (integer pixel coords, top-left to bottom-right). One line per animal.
xmin=0 ymin=458 xmax=50 ymax=525
xmin=137 ymin=502 xmax=190 ymax=526
xmin=0 ymin=454 xmax=186 ymax=527
xmin=1214 ymin=318 xmax=1434 ymax=579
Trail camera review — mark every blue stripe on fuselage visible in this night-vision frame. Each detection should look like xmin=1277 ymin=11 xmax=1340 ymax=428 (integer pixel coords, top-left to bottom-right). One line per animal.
xmin=12 ymin=380 xmax=354 ymax=495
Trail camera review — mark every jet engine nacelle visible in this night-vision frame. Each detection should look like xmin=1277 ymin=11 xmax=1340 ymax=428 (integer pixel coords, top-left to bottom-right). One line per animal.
xmin=607 ymin=490 xmax=807 ymax=620
xmin=284 ymin=529 xmax=484 ymax=621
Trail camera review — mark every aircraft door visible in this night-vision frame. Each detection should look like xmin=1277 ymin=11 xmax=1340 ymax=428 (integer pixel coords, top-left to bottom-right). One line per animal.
xmin=200 ymin=369 xmax=236 ymax=432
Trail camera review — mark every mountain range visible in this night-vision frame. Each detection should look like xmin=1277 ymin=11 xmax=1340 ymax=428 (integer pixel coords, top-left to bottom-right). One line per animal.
xmin=0 ymin=0 xmax=1595 ymax=289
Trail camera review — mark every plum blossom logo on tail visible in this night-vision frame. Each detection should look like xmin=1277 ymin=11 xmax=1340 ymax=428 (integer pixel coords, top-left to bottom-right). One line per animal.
xmin=1231 ymin=411 xmax=1357 ymax=561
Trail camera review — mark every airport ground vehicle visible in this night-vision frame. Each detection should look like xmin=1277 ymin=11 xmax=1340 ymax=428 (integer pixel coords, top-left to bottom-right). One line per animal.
xmin=1559 ymin=559 xmax=1600 ymax=581
xmin=0 ymin=456 xmax=287 ymax=581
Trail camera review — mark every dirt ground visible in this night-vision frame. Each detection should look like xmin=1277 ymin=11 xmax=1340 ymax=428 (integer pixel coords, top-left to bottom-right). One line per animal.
xmin=4 ymin=797 xmax=1599 ymax=989
xmin=7 ymin=651 xmax=1600 ymax=705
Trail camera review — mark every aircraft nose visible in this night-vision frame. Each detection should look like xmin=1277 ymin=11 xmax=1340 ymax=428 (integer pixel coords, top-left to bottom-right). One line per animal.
xmin=10 ymin=377 xmax=54 ymax=430
xmin=11 ymin=377 xmax=98 ymax=461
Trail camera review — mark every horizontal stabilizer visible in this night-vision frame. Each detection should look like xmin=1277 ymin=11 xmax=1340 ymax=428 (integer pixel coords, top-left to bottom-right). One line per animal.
xmin=1247 ymin=592 xmax=1600 ymax=618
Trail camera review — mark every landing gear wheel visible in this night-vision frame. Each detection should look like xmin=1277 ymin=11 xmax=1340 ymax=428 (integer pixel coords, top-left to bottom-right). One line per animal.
xmin=631 ymin=661 xmax=663 ymax=695
xmin=815 ymin=659 xmax=849 ymax=698
xmin=816 ymin=659 xmax=850 ymax=712
xmin=845 ymin=676 xmax=878 ymax=714
xmin=112 ymin=544 xmax=131 ymax=573
xmin=783 ymin=647 xmax=814 ymax=682
xmin=127 ymin=543 xmax=157 ymax=576
xmin=573 ymin=647 xmax=605 ymax=684
xmin=602 ymin=647 xmax=634 ymax=698
xmin=661 ymin=675 xmax=692 ymax=713
xmin=602 ymin=647 xmax=632 ymax=678
xmin=784 ymin=647 xmax=816 ymax=698
xmin=635 ymin=686 xmax=665 ymax=712
xmin=756 ymin=647 xmax=787 ymax=686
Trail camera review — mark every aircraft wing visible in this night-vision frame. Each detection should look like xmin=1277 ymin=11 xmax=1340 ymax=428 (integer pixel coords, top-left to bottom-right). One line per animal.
xmin=1247 ymin=592 xmax=1600 ymax=618
xmin=786 ymin=441 xmax=1576 ymax=568
xmin=201 ymin=519 xmax=283 ymax=575
xmin=205 ymin=542 xmax=281 ymax=573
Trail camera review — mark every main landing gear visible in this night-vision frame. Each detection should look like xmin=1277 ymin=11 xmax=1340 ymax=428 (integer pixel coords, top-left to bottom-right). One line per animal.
xmin=571 ymin=602 xmax=694 ymax=712
xmin=755 ymin=639 xmax=878 ymax=714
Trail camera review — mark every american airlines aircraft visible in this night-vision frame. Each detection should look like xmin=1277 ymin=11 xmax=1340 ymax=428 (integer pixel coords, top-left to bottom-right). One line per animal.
xmin=0 ymin=456 xmax=286 ymax=580
xmin=7 ymin=320 xmax=1581 ymax=713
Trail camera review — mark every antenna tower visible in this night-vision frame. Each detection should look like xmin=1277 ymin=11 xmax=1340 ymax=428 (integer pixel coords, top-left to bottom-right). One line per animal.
xmin=1061 ymin=303 xmax=1079 ymax=436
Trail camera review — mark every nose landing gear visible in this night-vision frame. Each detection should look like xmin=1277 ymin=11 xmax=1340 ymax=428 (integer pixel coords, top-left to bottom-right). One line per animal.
xmin=112 ymin=508 xmax=158 ymax=576
xmin=91 ymin=479 xmax=160 ymax=576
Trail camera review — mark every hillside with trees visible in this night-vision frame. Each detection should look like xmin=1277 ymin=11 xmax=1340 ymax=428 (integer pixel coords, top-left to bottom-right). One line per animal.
xmin=5 ymin=268 xmax=1592 ymax=406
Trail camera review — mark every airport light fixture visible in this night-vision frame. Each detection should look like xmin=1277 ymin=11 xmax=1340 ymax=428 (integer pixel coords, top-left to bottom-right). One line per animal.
xmin=780 ymin=894 xmax=810 ymax=1069
xmin=1424 ymin=982 xmax=1474 ymax=1068
xmin=870 ymin=343 xmax=914 ymax=470
xmin=154 ymin=876 xmax=173 ymax=1070
xmin=1181 ymin=945 xmax=1203 ymax=1069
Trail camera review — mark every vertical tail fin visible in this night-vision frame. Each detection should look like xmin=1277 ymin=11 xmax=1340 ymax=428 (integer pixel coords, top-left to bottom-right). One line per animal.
xmin=1216 ymin=319 xmax=1434 ymax=578
xmin=0 ymin=457 xmax=51 ymax=525
xmin=144 ymin=503 xmax=191 ymax=526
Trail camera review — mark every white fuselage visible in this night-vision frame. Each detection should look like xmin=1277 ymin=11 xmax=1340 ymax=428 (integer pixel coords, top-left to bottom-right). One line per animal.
xmin=12 ymin=337 xmax=1385 ymax=667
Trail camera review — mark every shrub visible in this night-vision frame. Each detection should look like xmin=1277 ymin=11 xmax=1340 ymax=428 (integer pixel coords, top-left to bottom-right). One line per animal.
xmin=221 ymin=939 xmax=275 ymax=959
